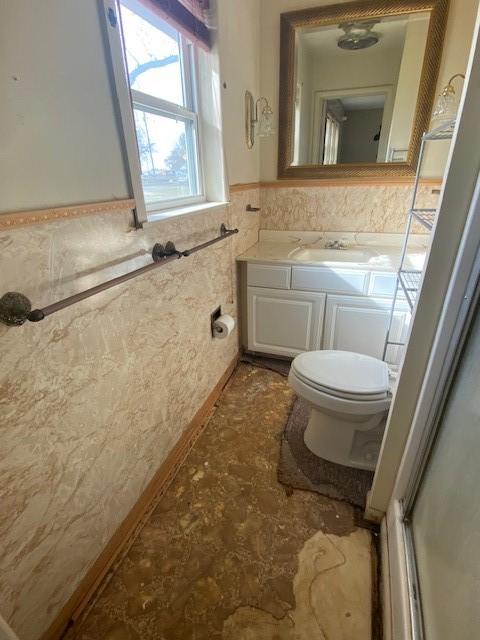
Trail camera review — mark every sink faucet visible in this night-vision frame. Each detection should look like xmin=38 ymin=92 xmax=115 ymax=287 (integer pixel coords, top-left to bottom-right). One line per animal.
xmin=325 ymin=239 xmax=347 ymax=250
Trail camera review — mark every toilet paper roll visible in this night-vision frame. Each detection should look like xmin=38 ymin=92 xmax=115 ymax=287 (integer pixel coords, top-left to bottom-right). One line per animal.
xmin=213 ymin=314 xmax=235 ymax=339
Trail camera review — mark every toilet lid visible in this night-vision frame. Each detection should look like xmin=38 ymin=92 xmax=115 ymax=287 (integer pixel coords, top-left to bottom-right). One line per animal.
xmin=291 ymin=350 xmax=389 ymax=399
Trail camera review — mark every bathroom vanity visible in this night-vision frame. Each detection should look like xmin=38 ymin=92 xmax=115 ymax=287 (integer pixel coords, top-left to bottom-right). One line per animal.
xmin=238 ymin=232 xmax=427 ymax=364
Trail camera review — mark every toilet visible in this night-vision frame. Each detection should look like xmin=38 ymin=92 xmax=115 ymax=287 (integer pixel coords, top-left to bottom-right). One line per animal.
xmin=288 ymin=350 xmax=391 ymax=471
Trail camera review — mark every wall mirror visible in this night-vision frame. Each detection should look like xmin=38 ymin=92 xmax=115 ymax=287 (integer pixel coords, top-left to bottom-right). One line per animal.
xmin=278 ymin=0 xmax=448 ymax=179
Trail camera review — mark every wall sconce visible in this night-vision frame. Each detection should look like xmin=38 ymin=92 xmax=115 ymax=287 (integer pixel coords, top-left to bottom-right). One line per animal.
xmin=245 ymin=90 xmax=275 ymax=149
xmin=432 ymin=73 xmax=465 ymax=124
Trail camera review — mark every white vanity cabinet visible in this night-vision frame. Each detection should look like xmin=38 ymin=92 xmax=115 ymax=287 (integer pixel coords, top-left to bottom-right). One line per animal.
xmin=247 ymin=287 xmax=326 ymax=357
xmin=244 ymin=261 xmax=408 ymax=363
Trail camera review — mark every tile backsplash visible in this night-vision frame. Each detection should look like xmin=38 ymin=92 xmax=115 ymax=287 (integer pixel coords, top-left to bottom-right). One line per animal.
xmin=259 ymin=183 xmax=438 ymax=233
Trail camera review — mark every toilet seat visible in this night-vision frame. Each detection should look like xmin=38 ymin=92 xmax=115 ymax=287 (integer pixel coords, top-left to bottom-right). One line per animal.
xmin=291 ymin=350 xmax=390 ymax=401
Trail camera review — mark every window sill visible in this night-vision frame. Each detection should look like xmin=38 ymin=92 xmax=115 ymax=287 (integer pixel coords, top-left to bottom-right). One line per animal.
xmin=145 ymin=201 xmax=228 ymax=225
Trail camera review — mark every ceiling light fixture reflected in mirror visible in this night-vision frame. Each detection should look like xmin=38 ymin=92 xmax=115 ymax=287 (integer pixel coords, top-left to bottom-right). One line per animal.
xmin=337 ymin=21 xmax=380 ymax=50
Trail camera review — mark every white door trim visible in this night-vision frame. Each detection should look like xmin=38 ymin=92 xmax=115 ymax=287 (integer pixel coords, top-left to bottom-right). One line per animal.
xmin=310 ymin=84 xmax=394 ymax=163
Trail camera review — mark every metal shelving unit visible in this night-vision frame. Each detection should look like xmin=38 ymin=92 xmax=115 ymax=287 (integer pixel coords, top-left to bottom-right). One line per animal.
xmin=383 ymin=119 xmax=455 ymax=362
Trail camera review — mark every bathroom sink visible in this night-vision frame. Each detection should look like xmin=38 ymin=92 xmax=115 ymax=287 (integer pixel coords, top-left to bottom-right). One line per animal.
xmin=289 ymin=246 xmax=379 ymax=263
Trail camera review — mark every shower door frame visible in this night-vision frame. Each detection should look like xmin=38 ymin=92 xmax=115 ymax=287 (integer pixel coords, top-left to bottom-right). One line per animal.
xmin=386 ymin=172 xmax=480 ymax=640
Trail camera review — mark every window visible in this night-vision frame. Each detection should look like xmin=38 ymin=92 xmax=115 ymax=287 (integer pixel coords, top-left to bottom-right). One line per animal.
xmin=115 ymin=0 xmax=204 ymax=213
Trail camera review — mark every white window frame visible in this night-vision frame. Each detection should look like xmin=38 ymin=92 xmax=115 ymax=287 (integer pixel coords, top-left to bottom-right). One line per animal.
xmin=103 ymin=0 xmax=207 ymax=222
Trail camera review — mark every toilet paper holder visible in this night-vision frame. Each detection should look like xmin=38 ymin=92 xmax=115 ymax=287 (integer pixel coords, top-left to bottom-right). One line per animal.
xmin=211 ymin=306 xmax=222 ymax=337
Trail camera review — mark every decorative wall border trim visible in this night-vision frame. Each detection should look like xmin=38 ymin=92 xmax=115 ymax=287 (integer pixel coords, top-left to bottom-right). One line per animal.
xmin=261 ymin=177 xmax=443 ymax=189
xmin=0 ymin=198 xmax=136 ymax=231
xmin=40 ymin=354 xmax=239 ymax=640
xmin=229 ymin=178 xmax=442 ymax=192
xmin=1 ymin=178 xmax=444 ymax=231
xmin=229 ymin=182 xmax=261 ymax=193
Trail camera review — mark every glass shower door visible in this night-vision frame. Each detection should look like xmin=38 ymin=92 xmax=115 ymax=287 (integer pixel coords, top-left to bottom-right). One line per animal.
xmin=407 ymin=306 xmax=480 ymax=638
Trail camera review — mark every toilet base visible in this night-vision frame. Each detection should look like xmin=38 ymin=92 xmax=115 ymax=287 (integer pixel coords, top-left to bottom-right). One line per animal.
xmin=304 ymin=406 xmax=387 ymax=471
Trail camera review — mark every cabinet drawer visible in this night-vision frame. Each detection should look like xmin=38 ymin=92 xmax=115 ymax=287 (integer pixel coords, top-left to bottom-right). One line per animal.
xmin=292 ymin=266 xmax=369 ymax=295
xmin=247 ymin=263 xmax=291 ymax=289
xmin=369 ymin=272 xmax=405 ymax=298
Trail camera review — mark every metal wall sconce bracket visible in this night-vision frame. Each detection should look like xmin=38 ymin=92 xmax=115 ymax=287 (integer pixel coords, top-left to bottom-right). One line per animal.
xmin=245 ymin=90 xmax=255 ymax=149
xmin=245 ymin=90 xmax=274 ymax=149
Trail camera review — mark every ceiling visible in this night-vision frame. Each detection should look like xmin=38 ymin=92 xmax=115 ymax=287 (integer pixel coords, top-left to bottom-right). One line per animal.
xmin=299 ymin=12 xmax=430 ymax=58
xmin=333 ymin=94 xmax=387 ymax=111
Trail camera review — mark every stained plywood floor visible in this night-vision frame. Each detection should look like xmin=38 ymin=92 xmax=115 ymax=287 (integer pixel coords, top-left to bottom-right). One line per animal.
xmin=69 ymin=364 xmax=377 ymax=640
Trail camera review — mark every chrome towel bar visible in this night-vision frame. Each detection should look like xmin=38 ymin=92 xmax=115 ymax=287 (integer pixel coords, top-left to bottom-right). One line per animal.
xmin=0 ymin=224 xmax=238 ymax=326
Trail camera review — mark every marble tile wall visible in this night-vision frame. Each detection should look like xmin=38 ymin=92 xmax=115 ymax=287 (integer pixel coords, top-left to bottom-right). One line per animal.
xmin=0 ymin=188 xmax=260 ymax=640
xmin=259 ymin=183 xmax=439 ymax=233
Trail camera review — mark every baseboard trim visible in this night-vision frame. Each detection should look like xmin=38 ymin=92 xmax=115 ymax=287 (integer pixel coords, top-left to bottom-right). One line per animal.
xmin=41 ymin=354 xmax=239 ymax=640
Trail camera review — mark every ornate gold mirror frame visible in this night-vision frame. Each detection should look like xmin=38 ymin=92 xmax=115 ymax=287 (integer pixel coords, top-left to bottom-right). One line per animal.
xmin=278 ymin=0 xmax=449 ymax=180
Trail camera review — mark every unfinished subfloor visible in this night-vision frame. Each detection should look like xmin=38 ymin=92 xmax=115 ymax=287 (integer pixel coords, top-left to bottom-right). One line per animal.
xmin=70 ymin=364 xmax=377 ymax=640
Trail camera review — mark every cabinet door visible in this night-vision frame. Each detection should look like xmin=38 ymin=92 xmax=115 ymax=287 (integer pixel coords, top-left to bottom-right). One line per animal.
xmin=324 ymin=295 xmax=410 ymax=364
xmin=247 ymin=287 xmax=326 ymax=358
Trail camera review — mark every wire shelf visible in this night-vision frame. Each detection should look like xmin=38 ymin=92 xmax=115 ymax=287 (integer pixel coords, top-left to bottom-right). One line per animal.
xmin=411 ymin=208 xmax=437 ymax=231
xmin=399 ymin=269 xmax=423 ymax=310
xmin=382 ymin=118 xmax=454 ymax=361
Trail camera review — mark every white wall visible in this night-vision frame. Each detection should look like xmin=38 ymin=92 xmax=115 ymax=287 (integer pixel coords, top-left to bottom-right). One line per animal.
xmin=387 ymin=15 xmax=430 ymax=161
xmin=422 ymin=0 xmax=479 ymax=176
xmin=216 ymin=0 xmax=261 ymax=185
xmin=0 ymin=0 xmax=262 ymax=216
xmin=0 ymin=0 xmax=130 ymax=213
xmin=259 ymin=0 xmax=479 ymax=181
xmin=309 ymin=44 xmax=402 ymax=94
xmin=260 ymin=0 xmax=340 ymax=180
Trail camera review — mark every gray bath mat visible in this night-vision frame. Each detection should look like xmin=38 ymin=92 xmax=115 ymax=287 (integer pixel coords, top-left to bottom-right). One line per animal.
xmin=278 ymin=397 xmax=374 ymax=509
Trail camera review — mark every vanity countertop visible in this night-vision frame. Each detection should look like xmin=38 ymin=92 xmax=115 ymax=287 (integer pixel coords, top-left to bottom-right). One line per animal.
xmin=237 ymin=231 xmax=428 ymax=273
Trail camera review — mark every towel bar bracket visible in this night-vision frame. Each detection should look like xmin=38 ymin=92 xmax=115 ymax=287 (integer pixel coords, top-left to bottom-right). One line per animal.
xmin=0 ymin=292 xmax=32 ymax=326
xmin=152 ymin=241 xmax=182 ymax=262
